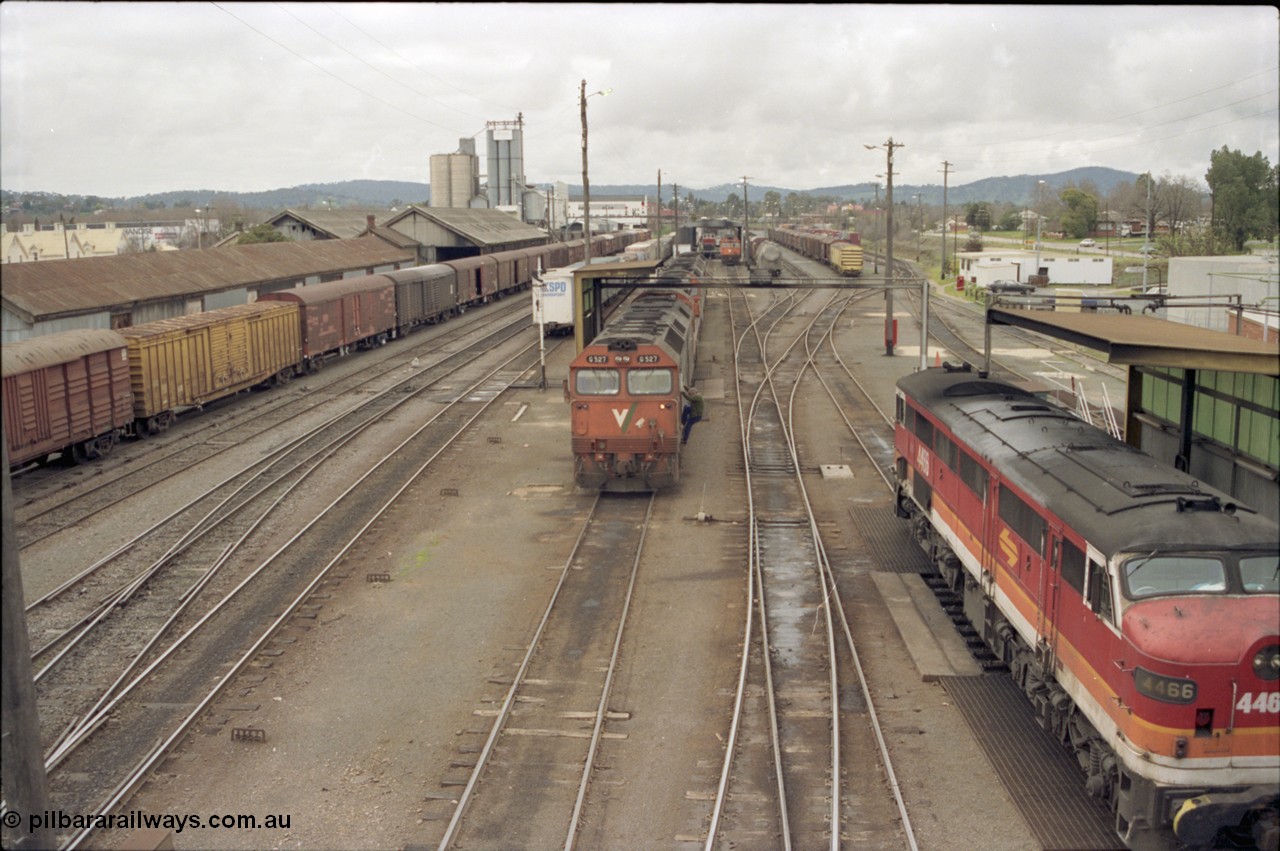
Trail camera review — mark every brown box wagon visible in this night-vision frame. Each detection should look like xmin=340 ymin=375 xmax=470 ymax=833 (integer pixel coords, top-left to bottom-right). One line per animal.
xmin=3 ymin=328 xmax=134 ymax=466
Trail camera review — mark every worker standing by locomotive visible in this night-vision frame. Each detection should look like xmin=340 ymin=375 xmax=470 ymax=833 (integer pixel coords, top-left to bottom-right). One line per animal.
xmin=681 ymin=386 xmax=704 ymax=444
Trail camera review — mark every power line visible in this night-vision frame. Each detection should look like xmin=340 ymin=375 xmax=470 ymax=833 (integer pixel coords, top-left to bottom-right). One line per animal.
xmin=321 ymin=2 xmax=519 ymax=116
xmin=211 ymin=2 xmax=466 ymax=134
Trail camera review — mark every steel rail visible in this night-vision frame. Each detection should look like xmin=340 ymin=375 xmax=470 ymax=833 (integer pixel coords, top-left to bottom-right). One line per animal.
xmin=800 ymin=287 xmax=920 ymax=850
xmin=24 ymin=307 xmax=534 ymax=614
xmin=57 ymin=340 xmax=547 ymax=849
xmin=564 ymin=494 xmax=655 ymax=851
xmin=30 ymin=314 xmax=537 ymax=713
xmin=13 ymin=297 xmax=531 ymax=544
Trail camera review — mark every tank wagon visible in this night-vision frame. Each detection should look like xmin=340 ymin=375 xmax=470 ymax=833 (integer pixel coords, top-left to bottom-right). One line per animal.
xmin=3 ymin=329 xmax=134 ymax=465
xmin=6 ymin=233 xmax=648 ymax=470
xmin=567 ymin=284 xmax=701 ymax=491
xmin=770 ymin=226 xmax=863 ymax=277
xmin=748 ymin=237 xmax=784 ymax=280
xmin=894 ymin=364 xmax=1279 ymax=851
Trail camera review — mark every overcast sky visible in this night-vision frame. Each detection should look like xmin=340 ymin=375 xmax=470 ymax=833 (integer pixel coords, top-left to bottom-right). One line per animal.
xmin=2 ymin=3 xmax=1277 ymax=198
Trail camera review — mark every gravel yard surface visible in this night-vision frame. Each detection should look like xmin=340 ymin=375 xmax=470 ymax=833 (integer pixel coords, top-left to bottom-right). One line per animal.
xmin=79 ymin=281 xmax=1073 ymax=850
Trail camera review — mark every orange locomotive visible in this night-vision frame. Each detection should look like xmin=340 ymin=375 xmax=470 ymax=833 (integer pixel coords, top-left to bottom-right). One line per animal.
xmin=567 ymin=287 xmax=701 ymax=491
xmin=718 ymin=235 xmax=742 ymax=266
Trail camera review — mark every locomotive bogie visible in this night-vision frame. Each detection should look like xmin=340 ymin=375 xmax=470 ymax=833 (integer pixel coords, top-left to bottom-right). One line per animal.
xmin=893 ymin=366 xmax=1279 ymax=848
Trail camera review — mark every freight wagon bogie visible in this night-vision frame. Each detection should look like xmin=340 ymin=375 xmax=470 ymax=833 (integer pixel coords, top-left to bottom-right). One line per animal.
xmin=893 ymin=364 xmax=1280 ymax=851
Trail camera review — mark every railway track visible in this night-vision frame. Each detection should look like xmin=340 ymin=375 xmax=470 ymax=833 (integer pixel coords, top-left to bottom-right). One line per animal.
xmin=12 ymin=298 xmax=532 ymax=549
xmin=33 ymin=322 xmax=555 ymax=849
xmin=434 ymin=492 xmax=655 ymax=850
xmin=705 ymin=285 xmax=913 ymax=850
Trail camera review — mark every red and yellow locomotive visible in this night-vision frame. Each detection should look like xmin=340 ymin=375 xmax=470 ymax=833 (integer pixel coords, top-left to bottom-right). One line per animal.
xmin=894 ymin=364 xmax=1278 ymax=850
xmin=567 ymin=287 xmax=701 ymax=491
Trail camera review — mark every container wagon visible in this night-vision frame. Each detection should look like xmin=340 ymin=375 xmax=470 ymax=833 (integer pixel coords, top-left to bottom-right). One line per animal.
xmin=3 ymin=329 xmax=134 ymax=466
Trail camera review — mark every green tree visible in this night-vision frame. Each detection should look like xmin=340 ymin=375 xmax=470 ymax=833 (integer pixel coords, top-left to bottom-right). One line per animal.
xmin=235 ymin=224 xmax=288 ymax=244
xmin=964 ymin=201 xmax=992 ymax=231
xmin=1205 ymin=147 xmax=1278 ymax=251
xmin=1058 ymin=188 xmax=1099 ymax=239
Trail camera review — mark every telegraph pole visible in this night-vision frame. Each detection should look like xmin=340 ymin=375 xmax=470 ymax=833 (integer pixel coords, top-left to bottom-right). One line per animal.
xmin=2 ymin=440 xmax=55 ymax=850
xmin=940 ymin=160 xmax=952 ymax=278
xmin=867 ymin=138 xmax=903 ymax=356
xmin=741 ymin=176 xmax=751 ymax=267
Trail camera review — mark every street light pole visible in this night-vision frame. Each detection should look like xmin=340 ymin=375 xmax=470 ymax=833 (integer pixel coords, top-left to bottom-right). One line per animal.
xmin=580 ymin=80 xmax=592 ymax=264
xmin=579 ymin=81 xmax=613 ymax=263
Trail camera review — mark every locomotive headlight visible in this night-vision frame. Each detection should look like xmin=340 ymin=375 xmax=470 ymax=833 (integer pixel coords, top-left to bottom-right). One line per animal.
xmin=1253 ymin=644 xmax=1280 ymax=681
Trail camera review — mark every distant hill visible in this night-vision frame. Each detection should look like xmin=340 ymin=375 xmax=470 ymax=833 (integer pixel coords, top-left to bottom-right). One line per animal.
xmin=3 ymin=168 xmax=1142 ymax=218
xmin=564 ymin=167 xmax=1139 ymax=206
xmin=120 ymin=180 xmax=433 ymax=210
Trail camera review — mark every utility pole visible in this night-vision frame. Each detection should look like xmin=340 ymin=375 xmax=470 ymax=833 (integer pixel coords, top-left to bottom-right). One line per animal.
xmin=580 ymin=80 xmax=592 ymax=265
xmin=940 ymin=161 xmax=952 ymax=278
xmin=867 ymin=138 xmax=903 ymax=356
xmin=872 ymin=181 xmax=880 ymax=274
xmin=672 ymin=182 xmax=679 ymax=255
xmin=656 ymin=170 xmax=662 ymax=237
xmin=2 ymin=442 xmax=55 ymax=850
xmin=741 ymin=176 xmax=751 ymax=267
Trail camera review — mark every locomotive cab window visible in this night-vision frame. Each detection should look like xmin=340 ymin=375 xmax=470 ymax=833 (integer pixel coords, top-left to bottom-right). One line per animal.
xmin=627 ymin=368 xmax=673 ymax=395
xmin=1122 ymin=554 xmax=1226 ymax=599
xmin=1241 ymin=554 xmax=1280 ymax=593
xmin=575 ymin=369 xmax=620 ymax=396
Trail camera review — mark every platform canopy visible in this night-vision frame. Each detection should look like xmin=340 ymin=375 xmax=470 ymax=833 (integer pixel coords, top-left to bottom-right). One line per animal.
xmin=987 ymin=308 xmax=1279 ymax=375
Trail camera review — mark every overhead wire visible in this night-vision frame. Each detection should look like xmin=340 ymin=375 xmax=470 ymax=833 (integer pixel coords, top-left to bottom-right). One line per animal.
xmin=210 ymin=2 xmax=468 ymax=134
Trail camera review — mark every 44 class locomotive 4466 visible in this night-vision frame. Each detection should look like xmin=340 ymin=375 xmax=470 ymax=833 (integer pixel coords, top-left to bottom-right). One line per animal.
xmin=894 ymin=364 xmax=1278 ymax=851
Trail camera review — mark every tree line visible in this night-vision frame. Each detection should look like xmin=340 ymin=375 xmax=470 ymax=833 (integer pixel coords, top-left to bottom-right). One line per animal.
xmin=678 ymin=147 xmax=1277 ymax=256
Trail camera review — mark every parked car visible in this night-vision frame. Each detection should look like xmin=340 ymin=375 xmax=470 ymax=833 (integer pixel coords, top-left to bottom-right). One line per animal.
xmin=1079 ymin=238 xmax=1096 ymax=248
xmin=987 ymin=280 xmax=1036 ymax=295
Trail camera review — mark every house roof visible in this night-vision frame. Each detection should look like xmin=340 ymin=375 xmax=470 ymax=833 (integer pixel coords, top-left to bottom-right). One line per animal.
xmin=1 ymin=237 xmax=415 ymax=322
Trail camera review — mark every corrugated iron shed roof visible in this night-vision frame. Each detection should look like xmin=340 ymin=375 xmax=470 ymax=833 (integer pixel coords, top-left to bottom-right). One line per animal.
xmin=367 ymin=225 xmax=420 ymax=250
xmin=988 ymin=307 xmax=1280 ymax=374
xmin=266 ymin=208 xmax=387 ymax=239
xmin=387 ymin=206 xmax=547 ymax=247
xmin=1 ymin=238 xmax=415 ymax=322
